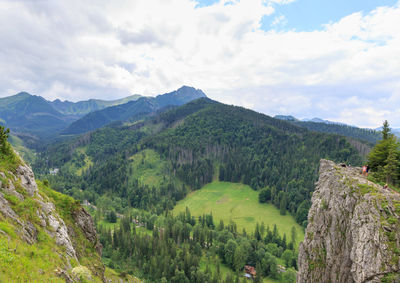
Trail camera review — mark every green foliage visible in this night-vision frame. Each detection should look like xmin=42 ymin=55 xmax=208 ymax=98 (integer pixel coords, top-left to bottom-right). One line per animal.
xmin=381 ymin=273 xmax=400 ymax=283
xmin=106 ymin=211 xmax=117 ymax=223
xmin=368 ymin=120 xmax=400 ymax=186
xmin=0 ymin=179 xmax=102 ymax=282
xmin=296 ymin=121 xmax=381 ymax=145
xmin=173 ymin=182 xmax=304 ymax=245
xmin=98 ymin=207 xmax=296 ymax=283
xmin=34 ymin=98 xmax=363 ymax=230
xmin=280 ymin=268 xmax=297 ymax=283
xmin=0 ymin=125 xmax=10 ymax=154
xmin=382 ymin=120 xmax=391 ymax=140
xmin=259 ymin=187 xmax=271 ymax=203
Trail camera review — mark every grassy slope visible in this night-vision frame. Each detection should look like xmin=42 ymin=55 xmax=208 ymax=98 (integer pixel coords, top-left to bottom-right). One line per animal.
xmin=8 ymin=134 xmax=36 ymax=164
xmin=0 ymin=143 xmax=103 ymax=282
xmin=173 ymin=181 xmax=304 ymax=246
xmin=56 ymin=145 xmax=93 ymax=176
xmin=75 ymin=147 xmax=93 ymax=176
xmin=128 ymin=149 xmax=181 ymax=187
xmin=104 ymin=267 xmax=143 ymax=283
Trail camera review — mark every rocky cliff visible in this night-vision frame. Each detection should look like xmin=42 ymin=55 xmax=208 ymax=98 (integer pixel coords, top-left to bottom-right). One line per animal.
xmin=0 ymin=149 xmax=104 ymax=282
xmin=298 ymin=159 xmax=400 ymax=283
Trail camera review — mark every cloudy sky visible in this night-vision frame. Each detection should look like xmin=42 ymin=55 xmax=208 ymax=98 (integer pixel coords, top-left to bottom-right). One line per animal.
xmin=0 ymin=0 xmax=399 ymax=128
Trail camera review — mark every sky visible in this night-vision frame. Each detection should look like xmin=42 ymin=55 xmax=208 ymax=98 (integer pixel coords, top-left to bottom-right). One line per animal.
xmin=0 ymin=0 xmax=399 ymax=128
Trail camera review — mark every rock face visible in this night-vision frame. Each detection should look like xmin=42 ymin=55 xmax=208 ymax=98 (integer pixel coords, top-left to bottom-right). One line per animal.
xmin=0 ymin=158 xmax=104 ymax=281
xmin=298 ymin=160 xmax=400 ymax=283
xmin=72 ymin=207 xmax=103 ymax=255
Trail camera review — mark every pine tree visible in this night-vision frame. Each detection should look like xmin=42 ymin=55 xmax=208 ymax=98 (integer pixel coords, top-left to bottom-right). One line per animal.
xmin=290 ymin=226 xmax=297 ymax=248
xmin=254 ymin=262 xmax=262 ymax=283
xmin=0 ymin=125 xmax=10 ymax=154
xmin=382 ymin=120 xmax=391 ymax=140
xmin=369 ymin=120 xmax=400 ymax=184
xmin=384 ymin=142 xmax=400 ymax=185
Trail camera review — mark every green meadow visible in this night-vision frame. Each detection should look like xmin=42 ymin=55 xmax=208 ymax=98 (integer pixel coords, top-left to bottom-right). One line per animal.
xmin=128 ymin=149 xmax=181 ymax=187
xmin=173 ymin=181 xmax=304 ymax=245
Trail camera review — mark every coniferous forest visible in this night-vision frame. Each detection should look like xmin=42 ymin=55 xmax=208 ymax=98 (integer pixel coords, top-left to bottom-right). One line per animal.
xmin=28 ymin=98 xmax=368 ymax=281
xmin=34 ymin=99 xmax=363 ymax=227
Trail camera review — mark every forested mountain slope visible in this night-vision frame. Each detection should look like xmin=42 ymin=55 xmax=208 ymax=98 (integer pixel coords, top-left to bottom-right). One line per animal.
xmin=274 ymin=115 xmax=381 ymax=145
xmin=292 ymin=121 xmax=381 ymax=145
xmin=34 ymin=98 xmax=363 ymax=228
xmin=61 ymin=86 xmax=206 ymax=135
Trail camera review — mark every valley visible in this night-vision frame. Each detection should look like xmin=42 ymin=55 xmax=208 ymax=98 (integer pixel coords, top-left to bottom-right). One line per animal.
xmin=2 ymin=1 xmax=399 ymax=281
xmin=1 ymin=87 xmax=393 ymax=282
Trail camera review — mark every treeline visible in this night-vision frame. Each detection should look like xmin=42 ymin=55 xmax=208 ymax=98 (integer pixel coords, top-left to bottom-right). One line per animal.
xmin=258 ymin=184 xmax=310 ymax=226
xmin=292 ymin=121 xmax=381 ymax=145
xmin=97 ymin=208 xmax=297 ymax=283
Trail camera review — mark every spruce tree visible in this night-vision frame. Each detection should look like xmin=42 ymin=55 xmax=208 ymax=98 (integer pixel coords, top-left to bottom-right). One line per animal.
xmin=384 ymin=142 xmax=400 ymax=185
xmin=0 ymin=125 xmax=10 ymax=154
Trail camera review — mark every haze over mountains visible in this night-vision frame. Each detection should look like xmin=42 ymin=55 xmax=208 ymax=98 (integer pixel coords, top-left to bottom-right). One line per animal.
xmin=0 ymin=86 xmax=206 ymax=140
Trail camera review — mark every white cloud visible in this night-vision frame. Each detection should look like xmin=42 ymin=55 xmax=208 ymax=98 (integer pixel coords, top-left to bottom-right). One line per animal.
xmin=0 ymin=0 xmax=399 ymax=127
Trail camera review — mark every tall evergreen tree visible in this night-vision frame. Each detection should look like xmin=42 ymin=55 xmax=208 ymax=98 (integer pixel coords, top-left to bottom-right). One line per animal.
xmin=368 ymin=120 xmax=400 ymax=185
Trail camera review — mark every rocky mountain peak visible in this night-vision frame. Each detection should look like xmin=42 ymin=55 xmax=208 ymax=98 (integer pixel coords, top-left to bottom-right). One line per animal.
xmin=298 ymin=159 xmax=400 ymax=283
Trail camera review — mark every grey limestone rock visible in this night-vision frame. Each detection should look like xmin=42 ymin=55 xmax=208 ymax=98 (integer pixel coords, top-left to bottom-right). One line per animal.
xmin=298 ymin=160 xmax=400 ymax=283
xmin=16 ymin=164 xmax=38 ymax=196
xmin=72 ymin=207 xmax=103 ymax=255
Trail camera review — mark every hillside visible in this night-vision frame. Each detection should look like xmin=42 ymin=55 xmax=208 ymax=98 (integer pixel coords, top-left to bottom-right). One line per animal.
xmin=0 ymin=140 xmax=104 ymax=281
xmin=31 ymin=98 xmax=365 ymax=282
xmin=298 ymin=160 xmax=400 ymax=282
xmin=61 ymin=86 xmax=207 ymax=135
xmin=35 ymin=98 xmax=363 ymax=227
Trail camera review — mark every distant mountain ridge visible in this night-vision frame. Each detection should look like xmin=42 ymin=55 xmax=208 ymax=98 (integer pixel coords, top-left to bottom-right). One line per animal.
xmin=0 ymin=92 xmax=74 ymax=137
xmin=301 ymin=117 xmax=347 ymax=125
xmin=0 ymin=86 xmax=206 ymax=140
xmin=274 ymin=114 xmax=382 ymax=145
xmin=61 ymin=86 xmax=207 ymax=135
xmin=50 ymin=94 xmax=142 ymax=116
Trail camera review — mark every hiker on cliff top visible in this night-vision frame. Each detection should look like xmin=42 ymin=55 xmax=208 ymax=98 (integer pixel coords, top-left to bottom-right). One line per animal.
xmin=362 ymin=165 xmax=367 ymax=176
xmin=366 ymin=165 xmax=369 ymax=176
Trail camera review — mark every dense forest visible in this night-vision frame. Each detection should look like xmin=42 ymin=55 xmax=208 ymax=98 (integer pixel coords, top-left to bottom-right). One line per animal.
xmin=34 ymin=99 xmax=363 ymax=228
xmin=97 ymin=208 xmax=298 ymax=282
xmin=291 ymin=121 xmax=381 ymax=145
xmin=27 ymin=98 xmax=366 ymax=282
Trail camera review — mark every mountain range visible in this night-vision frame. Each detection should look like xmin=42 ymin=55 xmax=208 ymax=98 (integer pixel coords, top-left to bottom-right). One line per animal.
xmin=2 ymin=86 xmax=395 ymax=282
xmin=274 ymin=114 xmax=382 ymax=144
xmin=0 ymin=86 xmax=206 ymax=140
xmin=61 ymin=86 xmax=206 ymax=135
